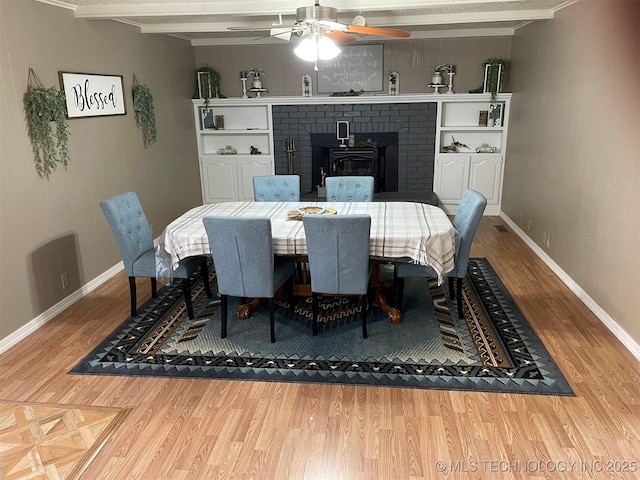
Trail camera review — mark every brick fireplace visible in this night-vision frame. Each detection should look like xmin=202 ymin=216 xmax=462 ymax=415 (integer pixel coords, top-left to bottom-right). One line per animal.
xmin=272 ymin=102 xmax=437 ymax=194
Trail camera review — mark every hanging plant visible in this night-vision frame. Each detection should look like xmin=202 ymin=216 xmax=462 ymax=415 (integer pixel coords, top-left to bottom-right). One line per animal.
xmin=193 ymin=64 xmax=223 ymax=105
xmin=132 ymin=75 xmax=157 ymax=148
xmin=23 ymin=68 xmax=70 ymax=178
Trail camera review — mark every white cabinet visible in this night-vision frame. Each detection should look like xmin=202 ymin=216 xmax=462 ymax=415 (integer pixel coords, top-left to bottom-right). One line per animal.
xmin=200 ymin=155 xmax=272 ymax=203
xmin=193 ymin=100 xmax=274 ymax=202
xmin=435 ymin=154 xmax=503 ymax=215
xmin=435 ymin=95 xmax=510 ymax=215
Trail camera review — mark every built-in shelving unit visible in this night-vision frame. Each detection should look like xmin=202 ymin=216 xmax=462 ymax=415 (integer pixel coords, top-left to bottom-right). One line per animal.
xmin=193 ymin=101 xmax=274 ymax=202
xmin=434 ymin=95 xmax=510 ymax=215
xmin=193 ymin=94 xmax=510 ymax=213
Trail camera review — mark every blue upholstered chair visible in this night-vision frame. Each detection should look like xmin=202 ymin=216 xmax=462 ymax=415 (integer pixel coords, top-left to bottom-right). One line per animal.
xmin=302 ymin=214 xmax=372 ymax=338
xmin=325 ymin=176 xmax=374 ymax=202
xmin=202 ymin=216 xmax=294 ymax=343
xmin=394 ymin=189 xmax=487 ymax=318
xmin=253 ymin=175 xmax=300 ymax=201
xmin=100 ymin=191 xmax=212 ymax=318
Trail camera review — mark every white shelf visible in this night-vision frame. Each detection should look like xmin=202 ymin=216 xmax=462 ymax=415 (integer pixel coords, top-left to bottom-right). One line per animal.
xmin=200 ymin=129 xmax=270 ymax=134
xmin=440 ymin=126 xmax=505 ymax=132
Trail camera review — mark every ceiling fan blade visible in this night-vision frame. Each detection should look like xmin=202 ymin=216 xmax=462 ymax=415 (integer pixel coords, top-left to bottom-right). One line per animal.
xmin=227 ymin=25 xmax=297 ymax=32
xmin=346 ymin=25 xmax=411 ymax=38
xmin=253 ymin=29 xmax=295 ymax=41
xmin=326 ymin=30 xmax=355 ymax=44
xmin=315 ymin=19 xmax=348 ymax=32
xmin=270 ymin=27 xmax=293 ymax=41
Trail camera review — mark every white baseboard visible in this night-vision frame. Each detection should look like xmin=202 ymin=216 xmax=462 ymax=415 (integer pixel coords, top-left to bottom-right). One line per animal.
xmin=499 ymin=211 xmax=640 ymax=362
xmin=0 ymin=263 xmax=124 ymax=355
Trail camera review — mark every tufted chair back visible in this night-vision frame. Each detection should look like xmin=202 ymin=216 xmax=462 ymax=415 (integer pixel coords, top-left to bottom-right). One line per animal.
xmin=325 ymin=176 xmax=374 ymax=202
xmin=253 ymin=175 xmax=300 ymax=201
xmin=100 ymin=191 xmax=154 ymax=277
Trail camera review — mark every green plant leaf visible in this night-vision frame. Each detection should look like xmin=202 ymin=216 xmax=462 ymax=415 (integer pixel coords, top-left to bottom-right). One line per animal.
xmin=23 ymin=85 xmax=70 ymax=178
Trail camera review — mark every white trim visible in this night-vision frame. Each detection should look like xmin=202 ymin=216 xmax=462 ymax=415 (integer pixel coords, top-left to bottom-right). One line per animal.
xmin=499 ymin=211 xmax=640 ymax=362
xmin=0 ymin=263 xmax=123 ymax=355
xmin=35 ymin=0 xmax=77 ymax=11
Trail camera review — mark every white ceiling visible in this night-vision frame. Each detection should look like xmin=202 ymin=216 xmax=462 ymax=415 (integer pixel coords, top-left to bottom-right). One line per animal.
xmin=38 ymin=0 xmax=575 ymax=45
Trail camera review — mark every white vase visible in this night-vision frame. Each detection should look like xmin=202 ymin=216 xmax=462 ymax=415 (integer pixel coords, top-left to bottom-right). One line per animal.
xmin=252 ymin=79 xmax=262 ymax=89
xmin=431 ymin=72 xmax=443 ymax=85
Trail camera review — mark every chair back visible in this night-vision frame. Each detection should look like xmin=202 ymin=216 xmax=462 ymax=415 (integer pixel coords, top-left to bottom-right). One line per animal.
xmin=100 ymin=191 xmax=154 ymax=277
xmin=253 ymin=175 xmax=300 ymax=201
xmin=451 ymin=189 xmax=487 ymax=277
xmin=203 ymin=216 xmax=276 ymax=298
xmin=325 ymin=176 xmax=374 ymax=202
xmin=302 ymin=214 xmax=371 ymax=295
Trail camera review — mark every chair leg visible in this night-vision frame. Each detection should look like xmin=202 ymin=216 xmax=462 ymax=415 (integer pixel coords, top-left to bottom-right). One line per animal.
xmin=181 ymin=278 xmax=195 ymax=319
xmin=128 ymin=277 xmax=137 ymax=316
xmin=361 ymin=295 xmax=368 ymax=339
xmin=456 ymin=277 xmax=464 ymax=318
xmin=151 ymin=277 xmax=157 ymax=298
xmin=269 ymin=297 xmax=276 ymax=343
xmin=449 ymin=277 xmax=455 ymax=300
xmin=312 ymin=292 xmax=319 ymax=336
xmin=220 ymin=294 xmax=228 ymax=338
xmin=200 ymin=259 xmax=212 ymax=298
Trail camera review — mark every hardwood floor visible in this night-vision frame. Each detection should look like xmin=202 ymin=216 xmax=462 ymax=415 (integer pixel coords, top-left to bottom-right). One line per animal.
xmin=1 ymin=216 xmax=639 ymax=479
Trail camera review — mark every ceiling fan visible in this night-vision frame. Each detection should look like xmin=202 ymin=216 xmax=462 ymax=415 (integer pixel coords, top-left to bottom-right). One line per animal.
xmin=228 ymin=1 xmax=411 ymax=44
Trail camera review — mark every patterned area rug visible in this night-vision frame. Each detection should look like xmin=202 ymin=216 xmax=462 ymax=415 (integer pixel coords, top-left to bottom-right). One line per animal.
xmin=0 ymin=401 xmax=130 ymax=480
xmin=71 ymin=258 xmax=573 ymax=395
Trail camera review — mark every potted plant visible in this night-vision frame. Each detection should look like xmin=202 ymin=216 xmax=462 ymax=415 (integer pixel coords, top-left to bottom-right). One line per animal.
xmin=470 ymin=58 xmax=509 ymax=101
xmin=132 ymin=76 xmax=157 ymax=148
xmin=248 ymin=68 xmax=267 ymax=89
xmin=194 ymin=64 xmax=222 ymax=104
xmin=431 ymin=64 xmax=449 ymax=85
xmin=23 ymin=68 xmax=70 ymax=178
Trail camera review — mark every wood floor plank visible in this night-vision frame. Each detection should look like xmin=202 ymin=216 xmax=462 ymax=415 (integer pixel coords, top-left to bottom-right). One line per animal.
xmin=1 ymin=216 xmax=640 ymax=479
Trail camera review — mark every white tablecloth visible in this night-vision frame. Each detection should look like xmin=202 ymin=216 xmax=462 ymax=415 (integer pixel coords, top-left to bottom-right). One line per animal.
xmin=160 ymin=201 xmax=457 ymax=283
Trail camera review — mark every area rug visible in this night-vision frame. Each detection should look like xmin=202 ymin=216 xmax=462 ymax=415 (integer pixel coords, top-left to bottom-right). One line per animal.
xmin=71 ymin=258 xmax=573 ymax=395
xmin=0 ymin=400 xmax=130 ymax=480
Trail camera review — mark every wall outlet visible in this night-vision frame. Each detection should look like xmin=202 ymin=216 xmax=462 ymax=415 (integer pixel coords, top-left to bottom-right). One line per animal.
xmin=61 ymin=272 xmax=70 ymax=290
xmin=527 ymin=219 xmax=532 ymax=232
xmin=542 ymin=232 xmax=547 ymax=245
xmin=546 ymin=235 xmax=551 ymax=248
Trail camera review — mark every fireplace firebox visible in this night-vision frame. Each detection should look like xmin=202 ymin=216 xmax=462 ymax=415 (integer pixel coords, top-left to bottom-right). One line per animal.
xmin=312 ymin=133 xmax=398 ymax=193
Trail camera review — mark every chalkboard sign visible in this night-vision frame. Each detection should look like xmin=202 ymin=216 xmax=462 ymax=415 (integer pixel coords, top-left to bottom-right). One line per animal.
xmin=317 ymin=44 xmax=384 ymax=93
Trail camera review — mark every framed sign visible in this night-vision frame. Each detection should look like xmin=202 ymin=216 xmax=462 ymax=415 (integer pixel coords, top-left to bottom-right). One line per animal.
xmin=58 ymin=72 xmax=126 ymax=118
xmin=317 ymin=44 xmax=384 ymax=93
xmin=197 ymin=71 xmax=212 ymax=99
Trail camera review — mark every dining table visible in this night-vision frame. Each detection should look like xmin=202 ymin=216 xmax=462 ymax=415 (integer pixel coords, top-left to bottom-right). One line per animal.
xmin=158 ymin=201 xmax=457 ymax=323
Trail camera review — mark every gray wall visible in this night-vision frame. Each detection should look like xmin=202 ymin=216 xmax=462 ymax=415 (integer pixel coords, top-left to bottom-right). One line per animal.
xmin=503 ymin=1 xmax=640 ymax=341
xmin=0 ymin=1 xmax=200 ymax=341
xmin=194 ymin=37 xmax=512 ymax=97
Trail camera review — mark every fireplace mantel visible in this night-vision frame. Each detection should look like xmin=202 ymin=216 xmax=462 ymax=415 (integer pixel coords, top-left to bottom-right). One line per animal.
xmin=200 ymin=92 xmax=509 ymax=107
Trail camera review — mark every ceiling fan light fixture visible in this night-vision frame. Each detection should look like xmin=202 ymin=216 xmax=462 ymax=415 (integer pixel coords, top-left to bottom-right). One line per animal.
xmin=318 ymin=35 xmax=341 ymax=60
xmin=294 ymin=37 xmax=318 ymax=61
xmin=294 ymin=34 xmax=340 ymax=62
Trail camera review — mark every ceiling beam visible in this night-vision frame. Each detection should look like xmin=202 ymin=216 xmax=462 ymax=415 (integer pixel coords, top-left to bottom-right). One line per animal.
xmin=70 ymin=0 xmax=553 ymax=19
